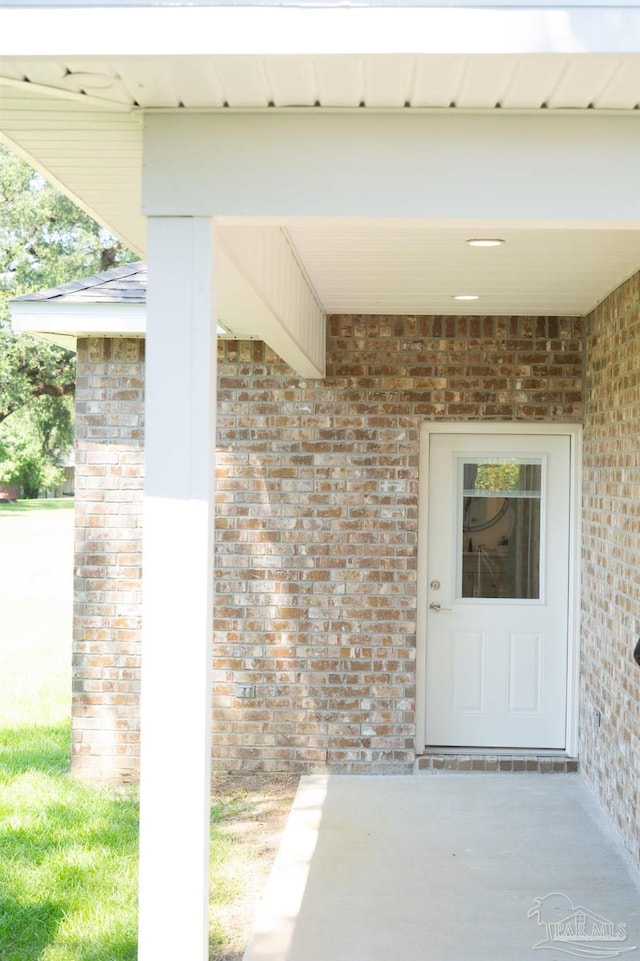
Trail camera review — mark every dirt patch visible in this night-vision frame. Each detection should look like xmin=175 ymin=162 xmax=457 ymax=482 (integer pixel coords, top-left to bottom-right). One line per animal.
xmin=210 ymin=774 xmax=300 ymax=961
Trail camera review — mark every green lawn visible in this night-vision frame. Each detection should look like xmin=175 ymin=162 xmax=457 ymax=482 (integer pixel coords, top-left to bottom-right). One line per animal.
xmin=0 ymin=720 xmax=254 ymax=961
xmin=0 ymin=505 xmax=140 ymax=961
xmin=0 ymin=510 xmax=258 ymax=961
xmin=0 ymin=724 xmax=139 ymax=961
xmin=0 ymin=497 xmax=75 ymax=514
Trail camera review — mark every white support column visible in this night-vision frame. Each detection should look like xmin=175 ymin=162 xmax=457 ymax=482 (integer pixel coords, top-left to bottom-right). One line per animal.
xmin=138 ymin=217 xmax=216 ymax=961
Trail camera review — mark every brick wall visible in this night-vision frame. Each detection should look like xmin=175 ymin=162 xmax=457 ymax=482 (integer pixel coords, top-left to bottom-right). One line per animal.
xmin=581 ymin=272 xmax=640 ymax=866
xmin=213 ymin=315 xmax=583 ymax=773
xmin=71 ymin=318 xmax=584 ymax=779
xmin=72 ymin=338 xmax=144 ymax=781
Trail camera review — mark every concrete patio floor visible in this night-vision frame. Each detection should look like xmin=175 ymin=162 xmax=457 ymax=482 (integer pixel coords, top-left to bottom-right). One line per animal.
xmin=244 ymin=774 xmax=640 ymax=961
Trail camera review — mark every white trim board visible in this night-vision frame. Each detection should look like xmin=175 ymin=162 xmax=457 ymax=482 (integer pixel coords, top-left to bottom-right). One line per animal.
xmin=2 ymin=7 xmax=640 ymax=57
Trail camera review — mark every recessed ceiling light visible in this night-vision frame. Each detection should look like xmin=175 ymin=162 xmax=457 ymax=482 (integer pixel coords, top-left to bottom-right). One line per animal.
xmin=453 ymin=294 xmax=479 ymax=301
xmin=466 ymin=238 xmax=505 ymax=247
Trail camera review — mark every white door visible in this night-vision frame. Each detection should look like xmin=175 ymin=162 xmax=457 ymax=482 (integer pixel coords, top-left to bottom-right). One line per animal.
xmin=425 ymin=433 xmax=570 ymax=749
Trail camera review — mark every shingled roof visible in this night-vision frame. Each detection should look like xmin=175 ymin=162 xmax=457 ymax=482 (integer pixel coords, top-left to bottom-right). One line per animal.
xmin=12 ymin=262 xmax=147 ymax=305
xmin=9 ymin=260 xmax=234 ymax=349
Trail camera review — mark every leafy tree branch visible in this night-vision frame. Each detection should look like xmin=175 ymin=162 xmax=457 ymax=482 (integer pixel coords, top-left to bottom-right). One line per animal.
xmin=0 ymin=144 xmax=137 ymax=494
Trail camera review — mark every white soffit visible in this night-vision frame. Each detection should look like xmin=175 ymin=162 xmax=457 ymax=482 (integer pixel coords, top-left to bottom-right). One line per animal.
xmin=1 ymin=53 xmax=639 ymax=111
xmin=0 ymin=86 xmax=146 ymax=254
xmin=217 ymin=227 xmax=326 ymax=377
xmin=284 ymin=221 xmax=640 ymax=316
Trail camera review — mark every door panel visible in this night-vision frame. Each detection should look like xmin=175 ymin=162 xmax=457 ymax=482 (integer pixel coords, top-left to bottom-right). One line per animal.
xmin=451 ymin=631 xmax=487 ymax=713
xmin=506 ymin=632 xmax=542 ymax=714
xmin=426 ymin=433 xmax=570 ymax=749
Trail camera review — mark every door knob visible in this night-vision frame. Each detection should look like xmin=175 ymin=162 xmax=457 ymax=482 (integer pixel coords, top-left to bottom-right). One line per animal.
xmin=429 ymin=602 xmax=453 ymax=613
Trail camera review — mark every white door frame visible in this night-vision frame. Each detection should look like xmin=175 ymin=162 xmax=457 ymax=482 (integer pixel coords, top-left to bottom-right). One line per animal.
xmin=415 ymin=422 xmax=582 ymax=757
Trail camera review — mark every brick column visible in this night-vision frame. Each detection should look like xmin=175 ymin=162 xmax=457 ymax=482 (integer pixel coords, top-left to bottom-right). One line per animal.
xmin=72 ymin=337 xmax=144 ymax=781
xmin=581 ymin=271 xmax=640 ymax=869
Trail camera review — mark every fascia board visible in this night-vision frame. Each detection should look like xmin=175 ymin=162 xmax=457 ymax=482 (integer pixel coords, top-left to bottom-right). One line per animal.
xmin=10 ymin=299 xmax=232 ymax=344
xmin=10 ymin=301 xmax=146 ymax=339
xmin=1 ymin=6 xmax=640 ymax=56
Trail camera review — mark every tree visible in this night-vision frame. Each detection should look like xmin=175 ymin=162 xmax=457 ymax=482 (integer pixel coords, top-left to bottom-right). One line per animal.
xmin=0 ymin=403 xmax=72 ymax=498
xmin=0 ymin=144 xmax=137 ymax=494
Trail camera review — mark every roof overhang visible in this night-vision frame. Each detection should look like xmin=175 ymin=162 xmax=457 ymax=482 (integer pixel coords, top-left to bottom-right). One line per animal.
xmin=1 ymin=1 xmax=640 ymax=346
xmin=9 ymin=226 xmax=328 ymax=378
xmin=10 ymin=300 xmax=146 ymax=351
xmin=2 ymin=4 xmax=640 ymax=59
xmin=9 ymin=298 xmax=237 ymax=351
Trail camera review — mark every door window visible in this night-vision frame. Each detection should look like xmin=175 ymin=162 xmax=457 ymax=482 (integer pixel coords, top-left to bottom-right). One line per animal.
xmin=458 ymin=458 xmax=542 ymax=600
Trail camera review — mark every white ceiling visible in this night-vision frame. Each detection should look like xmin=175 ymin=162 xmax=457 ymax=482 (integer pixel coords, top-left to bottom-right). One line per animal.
xmin=284 ymin=223 xmax=640 ymax=316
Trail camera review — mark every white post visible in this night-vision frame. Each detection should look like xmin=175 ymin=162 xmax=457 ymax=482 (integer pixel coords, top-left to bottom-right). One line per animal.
xmin=138 ymin=217 xmax=216 ymax=961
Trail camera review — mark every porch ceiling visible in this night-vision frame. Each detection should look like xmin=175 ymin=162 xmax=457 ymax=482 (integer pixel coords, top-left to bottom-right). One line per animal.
xmin=1 ymin=3 xmax=640 ymax=325
xmin=284 ymin=222 xmax=640 ymax=317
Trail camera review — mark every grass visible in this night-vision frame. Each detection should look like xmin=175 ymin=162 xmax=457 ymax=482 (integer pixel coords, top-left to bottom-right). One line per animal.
xmin=0 ymin=724 xmax=139 ymax=961
xmin=0 ymin=498 xmax=75 ymax=514
xmin=0 ymin=509 xmax=264 ymax=961
xmin=0 ymin=720 xmax=261 ymax=961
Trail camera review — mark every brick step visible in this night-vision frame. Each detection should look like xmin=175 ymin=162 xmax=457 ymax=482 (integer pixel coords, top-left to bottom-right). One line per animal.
xmin=416 ymin=755 xmax=578 ymax=774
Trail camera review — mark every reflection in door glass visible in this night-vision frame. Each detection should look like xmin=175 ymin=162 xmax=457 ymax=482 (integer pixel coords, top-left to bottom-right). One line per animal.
xmin=460 ymin=460 xmax=541 ymax=599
